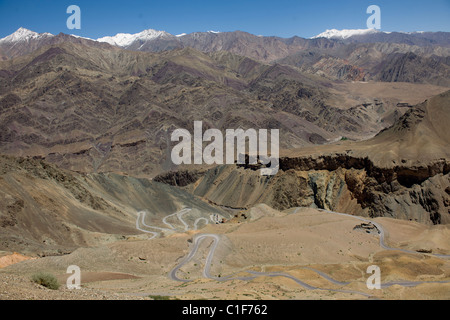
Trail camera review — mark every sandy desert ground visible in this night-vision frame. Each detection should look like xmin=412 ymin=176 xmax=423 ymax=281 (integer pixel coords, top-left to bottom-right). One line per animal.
xmin=1 ymin=205 xmax=448 ymax=300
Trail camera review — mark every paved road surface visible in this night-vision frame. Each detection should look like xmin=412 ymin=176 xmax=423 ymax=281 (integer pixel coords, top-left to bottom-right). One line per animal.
xmin=136 ymin=208 xmax=224 ymax=238
xmin=167 ymin=207 xmax=450 ymax=296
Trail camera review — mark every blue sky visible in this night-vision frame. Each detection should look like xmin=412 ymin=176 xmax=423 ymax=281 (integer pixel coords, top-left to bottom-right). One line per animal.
xmin=1 ymin=0 xmax=449 ymax=39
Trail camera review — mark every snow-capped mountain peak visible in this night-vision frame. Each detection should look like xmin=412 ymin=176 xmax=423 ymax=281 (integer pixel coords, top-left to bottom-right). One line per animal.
xmin=312 ymin=28 xmax=382 ymax=40
xmin=97 ymin=29 xmax=174 ymax=47
xmin=0 ymin=27 xmax=53 ymax=43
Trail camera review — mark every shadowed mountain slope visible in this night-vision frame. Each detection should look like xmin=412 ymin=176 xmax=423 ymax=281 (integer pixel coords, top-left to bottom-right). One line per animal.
xmin=2 ymin=41 xmax=439 ymax=177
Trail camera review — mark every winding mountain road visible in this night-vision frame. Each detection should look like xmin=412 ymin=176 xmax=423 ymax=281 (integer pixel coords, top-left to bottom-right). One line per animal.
xmin=169 ymin=234 xmax=220 ymax=282
xmin=167 ymin=207 xmax=450 ymax=296
xmin=319 ymin=208 xmax=450 ymax=258
xmin=162 ymin=208 xmax=192 ymax=231
xmin=136 ymin=208 xmax=223 ymax=238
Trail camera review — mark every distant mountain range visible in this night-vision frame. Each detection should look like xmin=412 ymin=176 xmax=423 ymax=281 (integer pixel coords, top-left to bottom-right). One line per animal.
xmin=2 ymin=27 xmax=450 ymax=56
xmin=0 ymin=26 xmax=449 ymax=177
xmin=1 ymin=27 xmax=449 ymax=86
xmin=4 ymin=27 xmax=448 ymax=46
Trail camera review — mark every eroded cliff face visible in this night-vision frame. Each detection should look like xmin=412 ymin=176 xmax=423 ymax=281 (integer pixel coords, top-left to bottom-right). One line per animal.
xmin=185 ymin=155 xmax=450 ymax=225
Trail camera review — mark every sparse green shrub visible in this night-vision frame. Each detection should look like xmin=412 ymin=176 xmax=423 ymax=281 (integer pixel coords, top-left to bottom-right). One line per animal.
xmin=31 ymin=272 xmax=60 ymax=290
xmin=148 ymin=295 xmax=171 ymax=300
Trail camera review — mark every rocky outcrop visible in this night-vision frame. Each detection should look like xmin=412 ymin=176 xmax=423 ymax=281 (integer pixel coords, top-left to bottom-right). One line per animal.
xmin=153 ymin=169 xmax=205 ymax=187
xmin=353 ymin=222 xmax=379 ymax=235
xmin=184 ymin=154 xmax=450 ymax=225
xmin=279 ymin=154 xmax=449 ymax=188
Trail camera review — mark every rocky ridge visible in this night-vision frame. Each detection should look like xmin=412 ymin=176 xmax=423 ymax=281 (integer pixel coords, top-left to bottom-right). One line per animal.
xmin=161 ymin=91 xmax=450 ymax=225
